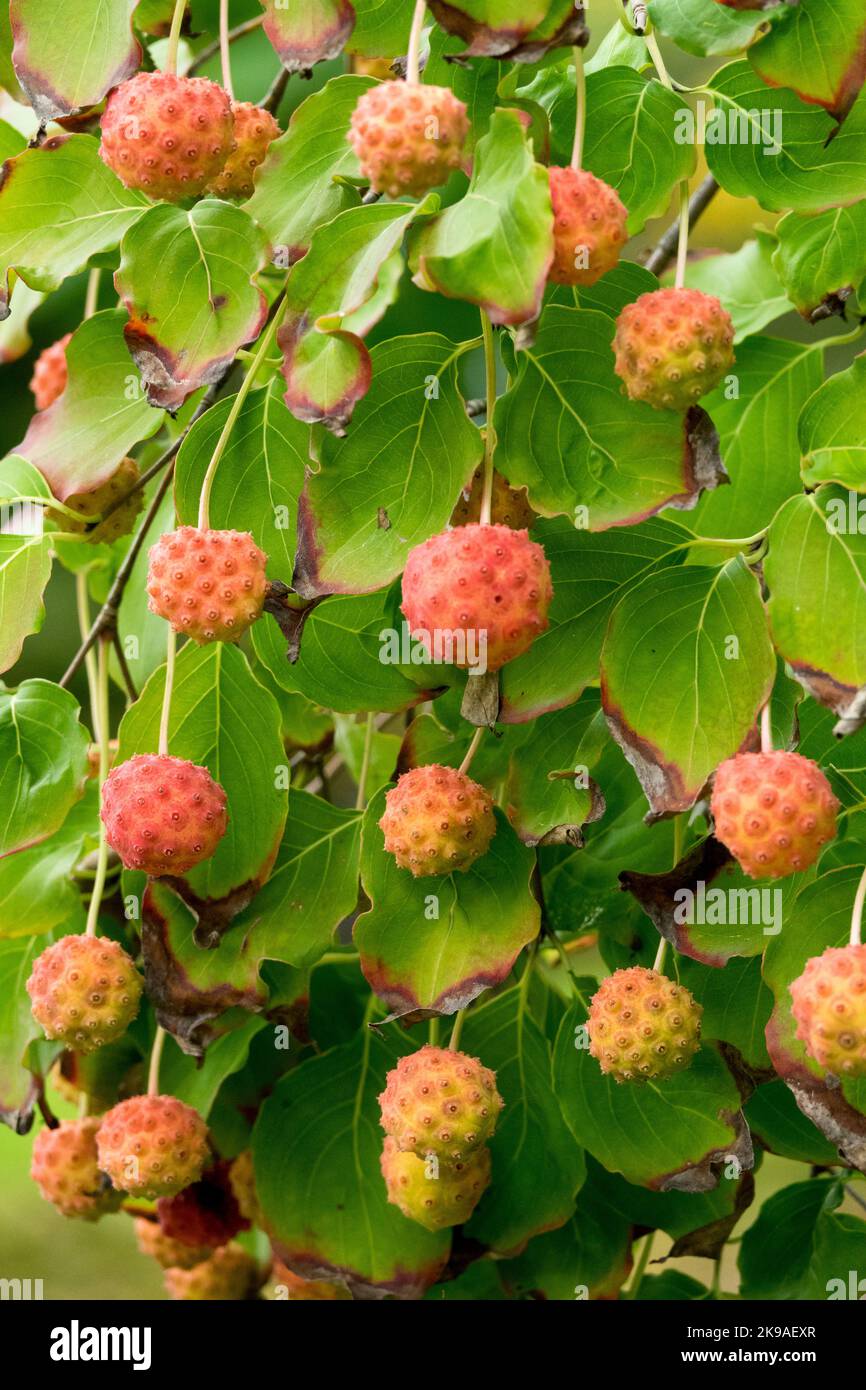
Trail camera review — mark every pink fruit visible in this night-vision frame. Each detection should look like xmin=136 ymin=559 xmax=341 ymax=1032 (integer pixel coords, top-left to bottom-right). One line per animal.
xmin=100 ymin=71 xmax=235 ymax=201
xmin=147 ymin=526 xmax=268 ymax=644
xmin=612 ymin=287 xmax=735 ymax=411
xmin=711 ymin=751 xmax=838 ymax=880
xmin=101 ymin=753 xmax=228 ymax=877
xmin=27 ymin=933 xmax=142 ymax=1054
xmin=348 ymin=80 xmax=468 ymax=198
xmin=379 ymin=764 xmax=496 ymax=877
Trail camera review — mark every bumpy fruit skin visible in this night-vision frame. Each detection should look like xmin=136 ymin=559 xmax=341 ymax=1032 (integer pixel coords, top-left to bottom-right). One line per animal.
xmin=379 ymin=764 xmax=496 ymax=877
xmin=27 ymin=934 xmax=142 ymax=1054
xmin=587 ymin=966 xmax=702 ymax=1083
xmin=228 ymin=1149 xmax=261 ymax=1225
xmin=147 ymin=526 xmax=267 ymax=644
xmin=379 ymin=1044 xmax=503 ymax=1161
xmin=348 ymin=80 xmax=469 ymax=198
xmin=401 ymin=523 xmax=553 ymax=672
xmin=97 ymin=1094 xmax=210 ymax=1198
xmin=164 ymin=1243 xmax=260 ymax=1301
xmin=157 ymin=1160 xmax=248 ymax=1247
xmin=790 ymin=944 xmax=866 ymax=1078
xmin=49 ymin=457 xmax=144 ymax=544
xmin=548 ymin=167 xmax=628 ymax=287
xmin=207 ymin=101 xmax=279 ymax=199
xmin=710 ymin=751 xmax=839 ymax=880
xmin=451 ymin=467 xmax=535 ymax=531
xmin=134 ymin=1216 xmax=212 ymax=1270
xmin=100 ymin=71 xmax=235 ymax=202
xmin=380 ymin=1136 xmax=491 ymax=1231
xmin=31 ymin=1118 xmax=122 ymax=1221
xmin=101 ymin=753 xmax=228 ymax=877
xmin=613 ymin=287 xmax=735 ymax=412
xmin=270 ymin=1260 xmax=349 ymax=1300
xmin=30 ymin=333 xmax=71 ymax=409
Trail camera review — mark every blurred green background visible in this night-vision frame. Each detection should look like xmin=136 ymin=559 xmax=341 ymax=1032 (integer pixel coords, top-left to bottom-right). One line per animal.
xmin=1 ymin=0 xmax=860 ymax=1301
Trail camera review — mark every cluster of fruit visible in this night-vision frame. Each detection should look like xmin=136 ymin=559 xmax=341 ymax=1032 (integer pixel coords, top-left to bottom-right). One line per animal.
xmin=378 ymin=1046 xmax=503 ymax=1230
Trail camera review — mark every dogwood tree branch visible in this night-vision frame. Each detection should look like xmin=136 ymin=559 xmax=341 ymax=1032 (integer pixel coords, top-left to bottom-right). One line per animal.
xmin=644 ymin=175 xmax=720 ymax=277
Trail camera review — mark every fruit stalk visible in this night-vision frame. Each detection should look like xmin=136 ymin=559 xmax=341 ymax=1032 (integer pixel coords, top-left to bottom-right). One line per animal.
xmin=406 ymin=0 xmax=427 ymax=86
xmin=219 ymin=0 xmax=234 ymax=99
xmin=851 ymin=865 xmax=866 ymax=947
xmin=83 ymin=638 xmax=112 ymax=940
xmin=479 ymin=310 xmax=497 ymax=526
xmin=166 ymin=0 xmax=187 ymax=77
xmin=571 ymin=46 xmax=586 ymax=171
xmin=158 ymin=627 xmax=176 ymax=758
xmin=148 ymin=1026 xmax=167 ymax=1097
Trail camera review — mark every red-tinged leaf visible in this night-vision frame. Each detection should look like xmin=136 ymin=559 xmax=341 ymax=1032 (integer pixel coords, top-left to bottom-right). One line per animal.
xmin=749 ymin=0 xmax=866 ymax=120
xmin=356 ymin=789 xmax=540 ymax=1022
xmin=116 ymin=200 xmax=269 ymax=411
xmin=429 ymin=0 xmax=588 ymax=62
xmin=259 ymin=0 xmax=355 ymax=72
xmin=11 ymin=0 xmax=140 ymax=121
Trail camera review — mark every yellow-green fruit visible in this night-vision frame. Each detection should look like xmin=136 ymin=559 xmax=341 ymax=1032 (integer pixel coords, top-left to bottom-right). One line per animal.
xmin=134 ymin=1216 xmax=212 ymax=1270
xmin=587 ymin=966 xmax=702 ymax=1082
xmin=30 ymin=1118 xmax=122 ymax=1221
xmin=50 ymin=457 xmax=144 ymax=544
xmin=790 ymin=944 xmax=866 ymax=1078
xmin=380 ymin=1137 xmax=491 ymax=1231
xmin=379 ymin=1044 xmax=503 ymax=1161
xmin=163 ymin=1243 xmax=261 ymax=1300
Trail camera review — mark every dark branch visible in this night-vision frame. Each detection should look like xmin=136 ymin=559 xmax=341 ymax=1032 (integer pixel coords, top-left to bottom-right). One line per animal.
xmin=185 ymin=15 xmax=265 ymax=74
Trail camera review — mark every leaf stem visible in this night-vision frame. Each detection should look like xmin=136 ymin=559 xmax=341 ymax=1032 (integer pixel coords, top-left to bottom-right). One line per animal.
xmin=571 ymin=46 xmax=586 ymax=171
xmin=428 ymin=1016 xmax=440 ymax=1046
xmin=219 ymin=0 xmax=234 ymax=99
xmin=448 ymin=1010 xmax=465 ymax=1051
xmin=653 ymin=935 xmax=668 ymax=973
xmin=674 ymin=179 xmax=690 ymax=290
xmin=458 ymin=726 xmax=484 ymax=776
xmin=355 ymin=711 xmax=375 ymax=810
xmin=624 ymin=1230 xmax=654 ymax=1298
xmin=84 ymin=268 xmax=101 ymax=321
xmin=479 ymin=310 xmax=497 ymax=526
xmin=850 ymin=865 xmax=866 ymax=947
xmin=83 ymin=637 xmax=111 ymax=940
xmin=760 ymin=700 xmax=773 ymax=754
xmin=76 ymin=571 xmax=101 ymax=744
xmin=197 ymin=290 xmax=288 ymax=530
xmin=406 ymin=0 xmax=426 ymax=86
xmin=544 ymin=925 xmax=589 ymax=1008
xmin=158 ymin=628 xmax=176 ymax=758
xmin=166 ymin=0 xmax=187 ymax=77
xmin=147 ymin=1026 xmax=166 ymax=1096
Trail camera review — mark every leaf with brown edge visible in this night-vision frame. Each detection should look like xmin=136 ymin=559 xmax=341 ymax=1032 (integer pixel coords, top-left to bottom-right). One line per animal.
xmin=748 ymin=0 xmax=866 ymax=120
xmin=763 ymin=861 xmax=866 ymax=1173
xmin=142 ymin=882 xmax=269 ymax=1059
xmin=600 ymin=557 xmax=776 ymax=818
xmin=259 ymin=0 xmax=355 ymax=72
xmin=428 ymin=0 xmax=588 ymax=62
xmin=14 ymin=309 xmax=164 ymax=502
xmin=552 ymin=1001 xmax=755 ymax=1191
xmin=504 ymin=695 xmax=607 ymax=847
xmin=495 ymin=305 xmax=727 ymax=530
xmin=356 ymin=788 xmax=539 ymax=1023
xmin=764 ymin=489 xmax=866 ymax=720
xmin=253 ymin=1028 xmax=450 ymax=1299
xmin=116 ymin=200 xmax=270 ymax=411
xmin=11 ymin=0 xmax=140 ymax=122
xmin=279 ymin=200 xmax=434 ymax=434
xmin=0 ymin=933 xmax=45 ymax=1132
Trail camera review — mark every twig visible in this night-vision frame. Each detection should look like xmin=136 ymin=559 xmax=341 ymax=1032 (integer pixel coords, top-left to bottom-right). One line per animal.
xmin=644 ymin=175 xmax=720 ymax=278
xmin=186 ymin=14 xmax=263 ymax=75
xmin=262 ymin=67 xmax=290 ymax=116
xmin=112 ymin=632 xmax=138 ymax=702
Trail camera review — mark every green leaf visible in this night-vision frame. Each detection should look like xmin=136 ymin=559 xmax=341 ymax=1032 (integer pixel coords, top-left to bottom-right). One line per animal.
xmin=504 ymin=1166 xmax=632 ymax=1298
xmin=259 ymin=0 xmax=354 ymax=71
xmin=679 ymin=955 xmax=773 ymax=1070
xmin=175 ymin=382 xmax=307 ymax=581
xmin=682 ymin=230 xmax=792 ymax=342
xmin=229 ymin=790 xmax=362 ymax=969
xmin=409 ymin=108 xmax=553 ymax=328
xmin=505 ymin=695 xmax=607 ymax=843
xmin=0 ymin=933 xmax=43 ymax=1128
xmin=10 ymin=0 xmax=140 ymax=120
xmin=253 ymin=1029 xmax=450 ymax=1298
xmin=356 ymin=788 xmax=540 ymax=1018
xmin=114 ymin=484 xmax=176 ymax=692
xmin=500 ymin=515 xmax=690 ymax=722
xmin=0 ymin=275 xmax=43 ymax=362
xmin=0 ymin=786 xmax=94 ymax=939
xmin=799 ymin=355 xmax=866 ymax=491
xmin=688 ymin=336 xmax=823 ymax=542
xmin=244 ymin=76 xmax=375 ymax=263
xmin=423 ymin=27 xmax=502 ymax=144
xmin=252 ymin=586 xmax=438 ymax=714
xmin=774 ymin=201 xmax=866 ymax=319
xmin=495 ymin=305 xmax=726 ymax=529
xmin=278 ymin=199 xmax=430 ymax=431
xmin=738 ymin=1178 xmax=843 ymax=1299
xmin=348 ymin=0 xmax=412 ymax=56
xmin=294 ymin=334 xmax=482 ymax=596
xmin=600 ymin=557 xmax=776 ymax=815
xmin=117 ymin=643 xmax=288 ymax=902
xmin=553 ymin=1002 xmax=750 ymax=1189
xmin=0 ymin=680 xmax=90 ymax=858
xmin=14 ymin=309 xmax=165 ymax=502
xmin=116 ymin=200 xmax=269 ymax=412
xmin=0 ymin=134 xmax=147 ymax=303
xmin=0 ymin=529 xmax=52 ymax=676
xmin=428 ymin=0 xmax=586 ymax=62
xmin=748 ymin=0 xmax=866 ymax=119
xmin=706 ymin=61 xmax=866 ymax=213
xmin=160 ymin=1016 xmax=268 ymax=1118
xmin=745 ymin=1080 xmax=839 ymax=1165
xmin=462 ymin=985 xmax=586 ymax=1253
xmin=648 ymin=0 xmax=768 ymax=57
xmin=764 ymin=489 xmax=866 ymax=715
